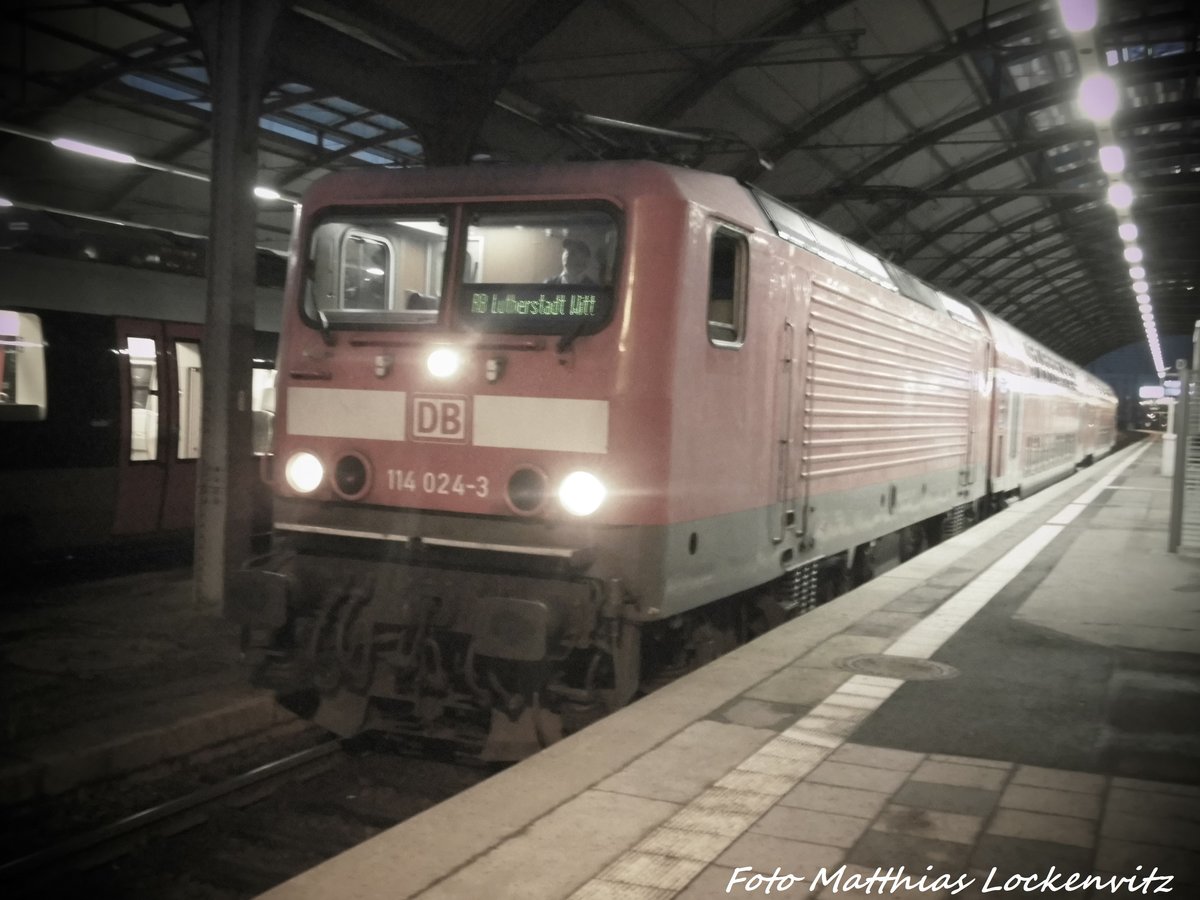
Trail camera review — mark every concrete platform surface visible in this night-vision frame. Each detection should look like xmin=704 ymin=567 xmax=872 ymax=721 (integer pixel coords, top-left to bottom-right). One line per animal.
xmin=260 ymin=435 xmax=1200 ymax=900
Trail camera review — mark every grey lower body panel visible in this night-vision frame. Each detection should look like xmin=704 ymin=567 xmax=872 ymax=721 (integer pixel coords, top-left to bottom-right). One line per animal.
xmin=258 ymin=467 xmax=982 ymax=622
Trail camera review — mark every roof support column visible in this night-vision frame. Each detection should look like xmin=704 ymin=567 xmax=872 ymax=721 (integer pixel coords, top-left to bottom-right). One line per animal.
xmin=187 ymin=0 xmax=284 ymax=609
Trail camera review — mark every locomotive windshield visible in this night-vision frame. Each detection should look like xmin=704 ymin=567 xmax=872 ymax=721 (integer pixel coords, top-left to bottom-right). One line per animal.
xmin=306 ymin=213 xmax=450 ymax=326
xmin=456 ymin=209 xmax=617 ymax=335
xmin=304 ymin=206 xmax=618 ymax=335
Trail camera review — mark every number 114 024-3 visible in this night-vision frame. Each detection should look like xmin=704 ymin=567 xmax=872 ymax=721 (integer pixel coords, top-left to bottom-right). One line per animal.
xmin=386 ymin=469 xmax=489 ymax=498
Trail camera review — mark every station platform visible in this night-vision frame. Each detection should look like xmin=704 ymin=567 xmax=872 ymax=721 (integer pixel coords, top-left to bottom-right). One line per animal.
xmin=261 ymin=434 xmax=1200 ymax=900
xmin=0 ymin=557 xmax=308 ymax=807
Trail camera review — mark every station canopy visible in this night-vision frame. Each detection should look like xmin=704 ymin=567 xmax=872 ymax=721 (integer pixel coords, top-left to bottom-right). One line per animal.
xmin=1 ymin=0 xmax=1196 ymax=366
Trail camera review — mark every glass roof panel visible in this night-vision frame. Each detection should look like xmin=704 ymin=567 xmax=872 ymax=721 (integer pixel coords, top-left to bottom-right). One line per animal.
xmin=368 ymin=113 xmax=409 ymax=131
xmin=119 ymin=73 xmax=200 ymax=103
xmin=260 ymin=116 xmax=319 ymax=145
xmin=167 ymin=66 xmax=210 ymax=84
xmin=341 ymin=121 xmax=385 ymax=139
xmin=284 ymin=103 xmax=346 ymax=126
xmin=321 ymin=96 xmax=369 ymax=116
xmin=351 ymin=149 xmax=396 ymax=164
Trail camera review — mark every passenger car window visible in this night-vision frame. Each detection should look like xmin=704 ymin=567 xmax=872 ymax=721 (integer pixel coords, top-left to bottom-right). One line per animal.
xmin=127 ymin=336 xmax=159 ymax=461
xmin=0 ymin=309 xmax=47 ymax=421
xmin=708 ymin=227 xmax=748 ymax=346
xmin=174 ymin=339 xmax=202 ymax=459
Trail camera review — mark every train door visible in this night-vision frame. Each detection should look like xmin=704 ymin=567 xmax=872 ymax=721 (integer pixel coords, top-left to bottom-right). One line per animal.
xmin=112 ymin=318 xmax=203 ymax=535
xmin=1009 ymin=390 xmax=1023 ymax=480
xmin=991 ymin=373 xmax=1009 ymax=483
xmin=969 ymin=335 xmax=993 ymax=489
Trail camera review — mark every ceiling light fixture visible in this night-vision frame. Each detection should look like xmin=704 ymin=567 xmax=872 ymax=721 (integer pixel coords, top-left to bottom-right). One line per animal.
xmin=51 ymin=137 xmax=136 ymax=165
xmin=1058 ymin=0 xmax=1099 ymax=33
xmin=1098 ymin=144 xmax=1125 ymax=174
xmin=1107 ymin=182 xmax=1134 ymax=209
xmin=1079 ymin=73 xmax=1119 ymax=121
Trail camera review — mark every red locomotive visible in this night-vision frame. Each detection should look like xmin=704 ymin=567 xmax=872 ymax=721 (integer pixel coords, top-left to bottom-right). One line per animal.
xmin=230 ymin=161 xmax=1117 ymax=758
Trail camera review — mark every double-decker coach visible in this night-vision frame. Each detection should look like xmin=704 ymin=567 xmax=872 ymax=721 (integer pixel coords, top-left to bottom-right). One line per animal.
xmin=0 ymin=251 xmax=279 ymax=564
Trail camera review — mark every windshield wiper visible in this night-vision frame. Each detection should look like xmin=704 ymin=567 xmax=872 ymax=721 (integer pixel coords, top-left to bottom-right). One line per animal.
xmin=315 ymin=307 xmax=336 ymax=346
xmin=556 ymin=321 xmax=586 ymax=354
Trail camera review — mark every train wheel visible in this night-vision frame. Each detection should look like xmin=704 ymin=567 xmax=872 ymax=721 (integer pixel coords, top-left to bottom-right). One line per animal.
xmin=481 ymin=700 xmax=562 ymax=762
xmin=817 ymin=560 xmax=849 ymax=605
xmin=689 ymin=618 xmax=739 ymax=666
xmin=850 ymin=542 xmax=876 ymax=586
xmin=899 ymin=524 xmax=928 ymax=562
xmin=924 ymin=515 xmax=945 ymax=548
xmin=305 ymin=586 xmax=374 ymax=695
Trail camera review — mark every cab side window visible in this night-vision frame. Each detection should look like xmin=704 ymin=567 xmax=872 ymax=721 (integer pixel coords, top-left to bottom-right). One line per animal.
xmin=707 ymin=227 xmax=747 ymax=347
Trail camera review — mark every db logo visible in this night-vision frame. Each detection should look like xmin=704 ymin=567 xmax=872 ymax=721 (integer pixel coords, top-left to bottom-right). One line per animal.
xmin=411 ymin=394 xmax=469 ymax=442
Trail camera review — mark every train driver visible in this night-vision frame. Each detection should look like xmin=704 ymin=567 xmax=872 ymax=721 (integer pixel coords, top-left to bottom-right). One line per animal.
xmin=546 ymin=238 xmax=595 ymax=285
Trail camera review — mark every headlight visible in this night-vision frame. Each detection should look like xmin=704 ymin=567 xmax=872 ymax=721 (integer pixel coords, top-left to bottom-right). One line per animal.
xmin=284 ymin=451 xmax=324 ymax=493
xmin=558 ymin=471 xmax=606 ymax=516
xmin=427 ymin=347 xmax=462 ymax=378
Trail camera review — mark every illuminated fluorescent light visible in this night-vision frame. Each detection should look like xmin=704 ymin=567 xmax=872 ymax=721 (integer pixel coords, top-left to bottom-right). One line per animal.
xmin=0 ymin=197 xmax=12 ymax=208
xmin=1079 ymin=73 xmax=1119 ymax=121
xmin=1132 ymin=280 xmax=1149 ymax=293
xmin=1107 ymin=182 xmax=1134 ymax=209
xmin=1123 ymin=246 xmax=1143 ymax=264
xmin=51 ymin=137 xmax=136 ymax=165
xmin=1136 ymin=294 xmax=1150 ymax=304
xmin=1118 ymin=223 xmax=1138 ymax=241
xmin=253 ymin=185 xmax=282 ymax=201
xmin=1098 ymin=144 xmax=1125 ymax=174
xmin=1129 ymin=266 xmax=1146 ymax=280
xmin=1058 ymin=0 xmax=1098 ymax=32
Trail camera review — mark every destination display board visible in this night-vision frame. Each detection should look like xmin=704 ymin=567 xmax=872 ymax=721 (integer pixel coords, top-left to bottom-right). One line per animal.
xmin=458 ymin=284 xmax=613 ymax=334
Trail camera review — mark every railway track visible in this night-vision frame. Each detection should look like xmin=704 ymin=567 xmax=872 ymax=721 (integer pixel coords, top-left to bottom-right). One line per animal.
xmin=2 ymin=736 xmax=490 ymax=899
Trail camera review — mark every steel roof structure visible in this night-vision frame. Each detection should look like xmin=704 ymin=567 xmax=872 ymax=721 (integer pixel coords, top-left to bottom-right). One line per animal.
xmin=2 ymin=0 xmax=1197 ymax=369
